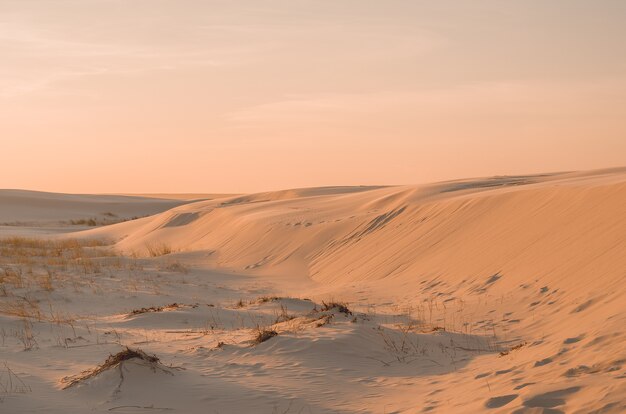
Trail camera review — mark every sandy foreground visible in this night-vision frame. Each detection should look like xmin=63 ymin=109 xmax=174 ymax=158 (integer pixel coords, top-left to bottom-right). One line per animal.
xmin=0 ymin=169 xmax=624 ymax=413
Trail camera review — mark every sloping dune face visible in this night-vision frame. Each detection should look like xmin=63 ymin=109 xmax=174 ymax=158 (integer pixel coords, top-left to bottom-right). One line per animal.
xmin=100 ymin=170 xmax=624 ymax=291
xmin=71 ymin=170 xmax=625 ymax=412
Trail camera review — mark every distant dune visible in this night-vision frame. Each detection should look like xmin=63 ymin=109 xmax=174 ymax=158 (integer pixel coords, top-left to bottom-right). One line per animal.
xmin=115 ymin=193 xmax=239 ymax=201
xmin=0 ymin=190 xmax=190 ymax=227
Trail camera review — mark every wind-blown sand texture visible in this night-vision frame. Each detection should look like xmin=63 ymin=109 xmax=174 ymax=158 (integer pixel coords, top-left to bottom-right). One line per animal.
xmin=0 ymin=168 xmax=624 ymax=413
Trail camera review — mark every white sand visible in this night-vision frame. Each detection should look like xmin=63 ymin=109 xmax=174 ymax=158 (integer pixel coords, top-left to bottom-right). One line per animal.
xmin=0 ymin=168 xmax=624 ymax=413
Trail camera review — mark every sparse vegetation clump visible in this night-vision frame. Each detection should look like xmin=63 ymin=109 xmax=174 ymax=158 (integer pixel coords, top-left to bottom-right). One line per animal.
xmin=66 ymin=212 xmax=148 ymax=227
xmin=0 ymin=236 xmax=109 ymax=252
xmin=0 ymin=236 xmax=163 ymax=329
xmin=159 ymin=261 xmax=188 ymax=273
xmin=0 ymin=237 xmax=113 ymax=272
xmin=499 ymin=342 xmax=527 ymax=357
xmin=257 ymin=296 xmax=281 ymax=304
xmin=253 ymin=328 xmax=278 ymax=344
xmin=130 ymin=303 xmax=181 ymax=316
xmin=62 ymin=347 xmax=162 ymax=389
xmin=0 ymin=237 xmax=116 ymax=298
xmin=274 ymin=304 xmax=295 ymax=324
xmin=69 ymin=218 xmax=98 ymax=226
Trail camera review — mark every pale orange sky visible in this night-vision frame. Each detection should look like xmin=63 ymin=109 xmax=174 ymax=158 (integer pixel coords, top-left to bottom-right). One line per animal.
xmin=1 ymin=1 xmax=625 ymax=193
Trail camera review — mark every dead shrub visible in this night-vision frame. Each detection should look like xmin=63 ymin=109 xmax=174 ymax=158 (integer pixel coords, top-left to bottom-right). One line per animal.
xmin=62 ymin=347 xmax=161 ymax=389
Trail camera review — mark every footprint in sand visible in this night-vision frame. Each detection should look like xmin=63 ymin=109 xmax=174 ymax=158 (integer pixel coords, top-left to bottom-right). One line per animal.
xmin=534 ymin=357 xmax=553 ymax=367
xmin=563 ymin=334 xmax=585 ymax=344
xmin=485 ymin=394 xmax=518 ymax=408
xmin=523 ymin=386 xmax=581 ymax=408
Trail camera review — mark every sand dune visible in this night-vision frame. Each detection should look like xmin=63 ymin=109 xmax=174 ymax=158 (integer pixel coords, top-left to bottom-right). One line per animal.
xmin=117 ymin=193 xmax=239 ymax=201
xmin=0 ymin=169 xmax=624 ymax=413
xmin=89 ymin=169 xmax=624 ymax=288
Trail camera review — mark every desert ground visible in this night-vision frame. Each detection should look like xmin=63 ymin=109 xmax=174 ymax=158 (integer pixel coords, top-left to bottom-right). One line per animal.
xmin=0 ymin=168 xmax=624 ymax=413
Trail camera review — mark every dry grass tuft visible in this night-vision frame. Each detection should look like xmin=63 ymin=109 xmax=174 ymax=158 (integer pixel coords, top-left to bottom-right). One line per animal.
xmin=145 ymin=242 xmax=173 ymax=257
xmin=274 ymin=304 xmax=295 ymax=324
xmin=14 ymin=318 xmax=38 ymax=351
